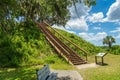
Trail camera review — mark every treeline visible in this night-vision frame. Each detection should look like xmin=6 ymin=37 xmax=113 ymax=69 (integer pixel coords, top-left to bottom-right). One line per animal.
xmin=101 ymin=45 xmax=120 ymax=55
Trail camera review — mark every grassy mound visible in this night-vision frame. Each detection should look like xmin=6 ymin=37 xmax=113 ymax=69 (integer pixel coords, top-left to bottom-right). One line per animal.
xmin=0 ymin=25 xmax=66 ymax=67
xmin=53 ymin=28 xmax=104 ymax=55
xmin=0 ymin=25 xmax=103 ymax=68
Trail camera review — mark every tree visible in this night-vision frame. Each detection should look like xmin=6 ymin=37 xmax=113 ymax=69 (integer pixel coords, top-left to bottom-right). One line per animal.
xmin=0 ymin=0 xmax=96 ymax=32
xmin=103 ymin=36 xmax=115 ymax=48
xmin=0 ymin=0 xmax=96 ymax=67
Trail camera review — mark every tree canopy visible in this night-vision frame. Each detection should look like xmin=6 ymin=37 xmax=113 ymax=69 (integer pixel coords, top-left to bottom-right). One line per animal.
xmin=0 ymin=0 xmax=96 ymax=67
xmin=0 ymin=0 xmax=96 ymax=32
xmin=103 ymin=36 xmax=116 ymax=48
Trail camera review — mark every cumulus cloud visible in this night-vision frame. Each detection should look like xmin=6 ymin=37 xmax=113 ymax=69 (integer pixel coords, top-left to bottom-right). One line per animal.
xmin=66 ymin=18 xmax=88 ymax=31
xmin=52 ymin=25 xmax=76 ymax=34
xmin=53 ymin=3 xmax=90 ymax=31
xmin=78 ymin=32 xmax=107 ymax=41
xmin=93 ymin=27 xmax=101 ymax=30
xmin=110 ymin=27 xmax=120 ymax=39
xmin=66 ymin=2 xmax=90 ymax=31
xmin=110 ymin=27 xmax=120 ymax=33
xmin=69 ymin=3 xmax=91 ymax=19
xmin=87 ymin=12 xmax=104 ymax=23
xmin=115 ymin=34 xmax=120 ymax=39
xmin=87 ymin=0 xmax=120 ymax=23
xmin=106 ymin=0 xmax=120 ymax=21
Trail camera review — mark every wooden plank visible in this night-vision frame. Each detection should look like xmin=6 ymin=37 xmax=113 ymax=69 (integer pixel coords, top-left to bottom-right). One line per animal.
xmin=36 ymin=64 xmax=58 ymax=80
xmin=37 ymin=65 xmax=49 ymax=75
xmin=38 ymin=69 xmax=50 ymax=80
xmin=47 ymin=73 xmax=57 ymax=80
xmin=37 ymin=65 xmax=50 ymax=80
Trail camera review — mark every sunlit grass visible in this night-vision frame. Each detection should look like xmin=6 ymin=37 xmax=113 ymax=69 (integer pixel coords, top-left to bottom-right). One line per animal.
xmin=79 ymin=54 xmax=120 ymax=80
xmin=0 ymin=66 xmax=41 ymax=80
xmin=0 ymin=54 xmax=120 ymax=80
xmin=0 ymin=63 xmax=73 ymax=80
xmin=50 ymin=63 xmax=75 ymax=70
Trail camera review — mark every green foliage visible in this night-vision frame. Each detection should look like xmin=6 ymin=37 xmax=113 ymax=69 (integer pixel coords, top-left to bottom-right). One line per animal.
xmin=0 ymin=67 xmax=38 ymax=80
xmin=109 ymin=45 xmax=120 ymax=55
xmin=0 ymin=24 xmax=104 ymax=68
xmin=101 ymin=45 xmax=120 ymax=55
xmin=1 ymin=54 xmax=120 ymax=80
xmin=44 ymin=54 xmax=67 ymax=64
xmin=0 ymin=22 xmax=55 ymax=67
xmin=0 ymin=64 xmax=74 ymax=80
xmin=80 ymin=54 xmax=120 ymax=80
xmin=52 ymin=28 xmax=104 ymax=56
xmin=0 ymin=0 xmax=97 ymax=68
xmin=0 ymin=0 xmax=96 ymax=32
xmin=0 ymin=22 xmax=69 ymax=68
xmin=103 ymin=36 xmax=115 ymax=48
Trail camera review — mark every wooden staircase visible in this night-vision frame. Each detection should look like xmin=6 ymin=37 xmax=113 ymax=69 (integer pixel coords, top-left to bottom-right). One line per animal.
xmin=36 ymin=22 xmax=87 ymax=65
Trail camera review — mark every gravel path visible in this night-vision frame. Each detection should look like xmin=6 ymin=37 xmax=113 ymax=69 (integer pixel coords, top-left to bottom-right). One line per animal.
xmin=51 ymin=70 xmax=83 ymax=80
xmin=76 ymin=63 xmax=98 ymax=69
xmin=51 ymin=63 xmax=98 ymax=80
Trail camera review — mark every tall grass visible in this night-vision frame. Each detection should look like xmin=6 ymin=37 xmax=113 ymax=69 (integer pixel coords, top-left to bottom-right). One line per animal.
xmin=0 ymin=24 xmax=66 ymax=67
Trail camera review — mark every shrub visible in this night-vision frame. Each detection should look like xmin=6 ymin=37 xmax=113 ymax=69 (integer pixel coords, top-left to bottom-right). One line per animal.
xmin=110 ymin=45 xmax=120 ymax=55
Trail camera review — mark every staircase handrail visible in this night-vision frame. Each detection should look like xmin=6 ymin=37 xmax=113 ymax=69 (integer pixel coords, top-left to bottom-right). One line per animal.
xmin=43 ymin=21 xmax=88 ymax=61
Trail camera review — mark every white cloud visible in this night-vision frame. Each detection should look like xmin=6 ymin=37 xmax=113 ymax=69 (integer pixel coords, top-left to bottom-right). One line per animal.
xmin=87 ymin=0 xmax=120 ymax=23
xmin=66 ymin=18 xmax=88 ymax=31
xmin=66 ymin=2 xmax=90 ymax=31
xmin=78 ymin=32 xmax=107 ymax=41
xmin=110 ymin=27 xmax=120 ymax=39
xmin=93 ymin=27 xmax=101 ymax=30
xmin=69 ymin=3 xmax=91 ymax=19
xmin=87 ymin=12 xmax=104 ymax=23
xmin=52 ymin=25 xmax=76 ymax=34
xmin=52 ymin=2 xmax=91 ymax=31
xmin=110 ymin=27 xmax=120 ymax=33
xmin=66 ymin=30 xmax=76 ymax=34
xmin=116 ymin=34 xmax=120 ymax=39
xmin=106 ymin=0 xmax=120 ymax=22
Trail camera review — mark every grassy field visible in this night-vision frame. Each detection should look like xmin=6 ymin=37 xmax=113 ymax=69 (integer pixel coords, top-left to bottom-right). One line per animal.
xmin=0 ymin=63 xmax=74 ymax=80
xmin=79 ymin=54 xmax=120 ymax=80
xmin=0 ymin=54 xmax=120 ymax=80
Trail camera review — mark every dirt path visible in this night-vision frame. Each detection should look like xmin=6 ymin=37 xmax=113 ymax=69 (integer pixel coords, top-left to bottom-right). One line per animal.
xmin=51 ymin=63 xmax=98 ymax=80
xmin=51 ymin=70 xmax=83 ymax=80
xmin=76 ymin=63 xmax=99 ymax=69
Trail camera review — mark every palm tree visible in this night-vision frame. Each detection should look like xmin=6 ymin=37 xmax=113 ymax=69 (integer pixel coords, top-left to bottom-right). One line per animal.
xmin=103 ymin=36 xmax=115 ymax=48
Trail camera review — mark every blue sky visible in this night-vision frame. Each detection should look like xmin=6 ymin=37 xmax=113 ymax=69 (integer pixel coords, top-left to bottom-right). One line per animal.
xmin=53 ymin=0 xmax=120 ymax=46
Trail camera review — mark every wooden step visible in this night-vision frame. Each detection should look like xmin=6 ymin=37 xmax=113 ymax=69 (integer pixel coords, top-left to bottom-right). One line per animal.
xmin=37 ymin=22 xmax=87 ymax=65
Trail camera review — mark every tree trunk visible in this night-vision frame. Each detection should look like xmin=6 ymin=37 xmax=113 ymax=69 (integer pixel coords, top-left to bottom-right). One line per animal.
xmin=108 ymin=42 xmax=112 ymax=48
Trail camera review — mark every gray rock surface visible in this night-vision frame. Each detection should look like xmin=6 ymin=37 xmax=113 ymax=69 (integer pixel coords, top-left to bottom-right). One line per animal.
xmin=51 ymin=70 xmax=83 ymax=80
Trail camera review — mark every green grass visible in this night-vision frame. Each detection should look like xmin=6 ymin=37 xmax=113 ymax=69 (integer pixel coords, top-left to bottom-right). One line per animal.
xmin=0 ymin=63 xmax=74 ymax=80
xmin=1 ymin=25 xmax=120 ymax=80
xmin=0 ymin=66 xmax=38 ymax=80
xmin=53 ymin=28 xmax=104 ymax=55
xmin=1 ymin=54 xmax=120 ymax=80
xmin=79 ymin=54 xmax=120 ymax=80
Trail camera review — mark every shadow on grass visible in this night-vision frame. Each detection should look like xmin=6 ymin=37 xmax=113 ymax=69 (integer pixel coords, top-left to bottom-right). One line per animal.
xmin=96 ymin=62 xmax=108 ymax=66
xmin=0 ymin=67 xmax=37 ymax=80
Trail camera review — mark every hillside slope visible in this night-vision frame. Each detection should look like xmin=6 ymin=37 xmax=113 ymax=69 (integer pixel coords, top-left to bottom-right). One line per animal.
xmin=0 ymin=25 xmax=103 ymax=67
xmin=53 ymin=28 xmax=104 ymax=55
